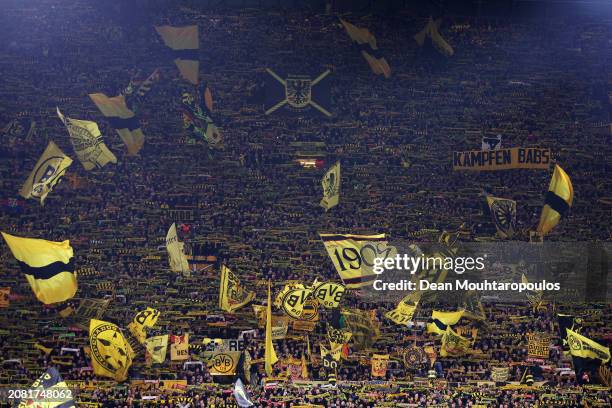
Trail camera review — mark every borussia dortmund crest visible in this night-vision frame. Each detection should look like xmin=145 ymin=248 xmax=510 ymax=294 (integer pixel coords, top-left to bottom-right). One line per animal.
xmin=265 ymin=68 xmax=331 ymax=117
xmin=490 ymin=198 xmax=516 ymax=237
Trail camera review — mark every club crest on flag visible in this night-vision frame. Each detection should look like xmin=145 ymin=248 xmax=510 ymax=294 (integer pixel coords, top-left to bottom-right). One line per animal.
xmin=265 ymin=68 xmax=331 ymax=117
xmin=285 ymin=76 xmax=312 ymax=108
xmin=31 ymin=156 xmax=68 ymax=198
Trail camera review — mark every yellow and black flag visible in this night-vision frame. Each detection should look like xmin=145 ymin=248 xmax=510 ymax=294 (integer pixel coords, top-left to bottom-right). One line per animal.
xmin=440 ymin=326 xmax=471 ymax=357
xmin=340 ymin=19 xmax=391 ymax=78
xmin=486 ymin=196 xmax=516 ymax=238
xmin=155 ymin=25 xmax=199 ymax=85
xmin=57 ymin=107 xmax=117 ymax=171
xmin=17 ymin=367 xmax=76 ymax=408
xmin=89 ymin=93 xmax=145 ymax=156
xmin=566 ymin=328 xmax=610 ymax=363
xmin=414 ymin=17 xmax=454 ymax=57
xmin=89 ymin=319 xmax=134 ymax=381
xmin=144 ymin=335 xmax=168 ymax=364
xmin=1 ymin=232 xmax=77 ymax=305
xmin=320 ymin=161 xmax=340 ymax=211
xmin=127 ymin=307 xmax=160 ymax=344
xmin=320 ymin=233 xmax=395 ymax=289
xmin=537 ymin=165 xmax=573 ymax=236
xmin=385 ymin=294 xmax=419 ymax=326
xmin=19 ymin=141 xmax=72 ymax=205
xmin=427 ymin=310 xmax=464 ymax=335
xmin=219 ymin=265 xmax=256 ymax=313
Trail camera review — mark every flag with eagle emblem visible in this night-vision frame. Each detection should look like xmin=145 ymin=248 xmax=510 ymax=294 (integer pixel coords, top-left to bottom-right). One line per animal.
xmin=320 ymin=161 xmax=340 ymax=211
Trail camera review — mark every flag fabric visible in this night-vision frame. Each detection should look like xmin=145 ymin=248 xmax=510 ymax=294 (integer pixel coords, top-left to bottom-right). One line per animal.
xmin=537 ymin=165 xmax=573 ymax=235
xmin=486 ymin=196 xmax=516 ymax=238
xmin=566 ymin=329 xmax=610 ymax=363
xmin=88 ymin=319 xmax=134 ymax=381
xmin=219 ymin=265 xmax=256 ymax=313
xmin=320 ymin=161 xmax=340 ymax=211
xmin=233 ymin=378 xmax=254 ymax=407
xmin=124 ymin=68 xmax=161 ymax=112
xmin=18 ymin=367 xmax=76 ymax=408
xmin=89 ymin=93 xmax=145 ymax=155
xmin=208 ymin=351 xmax=241 ymax=375
xmin=440 ymin=326 xmax=471 ymax=357
xmin=527 ymin=332 xmax=551 ymax=359
xmin=155 ymin=25 xmax=199 ymax=85
xmin=521 ymin=274 xmax=543 ymax=310
xmin=170 ymin=334 xmax=190 ymax=361
xmin=491 ymin=366 xmax=509 ymax=382
xmin=414 ymin=17 xmax=454 ymax=57
xmin=144 ymin=335 xmax=168 ymax=364
xmin=263 ymin=68 xmax=332 ymax=117
xmin=166 ymin=223 xmax=190 ymax=276
xmin=482 ymin=134 xmax=502 ymax=150
xmin=57 ymin=107 xmax=117 ymax=170
xmin=385 ymin=295 xmax=419 ymax=326
xmin=427 ymin=310 xmax=464 ymax=335
xmin=274 ymin=282 xmax=313 ymax=319
xmin=340 ymin=19 xmax=391 ymax=78
xmin=371 ymin=354 xmax=389 ymax=377
xmin=341 ymin=309 xmax=379 ymax=350
xmin=1 ymin=232 xmax=77 ymax=305
xmin=19 ymin=141 xmax=72 ymax=205
xmin=320 ymin=233 xmax=395 ymax=289
xmin=181 ymin=91 xmax=222 ymax=147
xmin=265 ymin=281 xmax=278 ymax=376
xmin=127 ymin=307 xmax=160 ymax=344
xmin=311 ymin=281 xmax=346 ymax=309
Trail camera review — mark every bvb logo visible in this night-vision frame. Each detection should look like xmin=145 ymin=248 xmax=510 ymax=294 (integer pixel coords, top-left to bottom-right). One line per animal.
xmin=212 ymin=353 xmax=234 ymax=374
xmin=567 ymin=334 xmax=581 ymax=351
xmin=90 ymin=324 xmax=130 ymax=373
xmin=285 ymin=77 xmax=312 ymax=108
xmin=31 ymin=156 xmax=67 ymax=197
xmin=491 ymin=199 xmax=516 ymax=232
xmin=299 ymin=299 xmax=319 ymax=321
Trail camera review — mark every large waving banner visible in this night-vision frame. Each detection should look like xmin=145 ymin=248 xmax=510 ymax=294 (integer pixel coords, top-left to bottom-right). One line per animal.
xmin=453 ymin=147 xmax=550 ymax=171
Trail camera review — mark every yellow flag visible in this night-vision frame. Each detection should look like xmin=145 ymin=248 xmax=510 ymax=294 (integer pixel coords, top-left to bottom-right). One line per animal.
xmin=566 ymin=329 xmax=610 ymax=362
xmin=166 ymin=223 xmax=190 ymax=276
xmin=1 ymin=232 xmax=77 ymax=304
xmin=274 ymin=282 xmax=312 ymax=319
xmin=427 ymin=310 xmax=464 ymax=335
xmin=340 ymin=19 xmax=391 ymax=78
xmin=89 ymin=93 xmax=145 ymax=155
xmin=57 ymin=107 xmax=117 ymax=171
xmin=89 ymin=319 xmax=133 ymax=381
xmin=537 ymin=165 xmax=573 ymax=235
xmin=208 ymin=351 xmax=241 ymax=376
xmin=19 ymin=141 xmax=72 ymax=205
xmin=265 ymin=281 xmax=278 ymax=376
xmin=320 ymin=161 xmax=340 ymax=210
xmin=219 ymin=265 xmax=256 ymax=312
xmin=155 ymin=25 xmax=199 ymax=85
xmin=301 ymin=353 xmax=309 ymax=379
xmin=311 ymin=281 xmax=346 ymax=308
xmin=17 ymin=367 xmax=76 ymax=408
xmin=170 ymin=334 xmax=190 ymax=361
xmin=320 ymin=233 xmax=395 ymax=289
xmin=127 ymin=307 xmax=160 ymax=344
xmin=144 ymin=335 xmax=168 ymax=364
xmin=414 ymin=17 xmax=454 ymax=57
xmin=385 ymin=295 xmax=419 ymax=326
xmin=371 ymin=354 xmax=389 ymax=377
xmin=441 ymin=326 xmax=471 ymax=357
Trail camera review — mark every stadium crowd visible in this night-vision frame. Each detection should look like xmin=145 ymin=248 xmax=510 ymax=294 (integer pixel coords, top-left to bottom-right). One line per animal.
xmin=0 ymin=0 xmax=611 ymax=406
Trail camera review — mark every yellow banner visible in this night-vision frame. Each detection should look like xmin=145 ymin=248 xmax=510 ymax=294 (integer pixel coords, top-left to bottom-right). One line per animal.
xmin=170 ymin=334 xmax=189 ymax=361
xmin=208 ymin=351 xmax=241 ymax=376
xmin=371 ymin=354 xmax=389 ymax=377
xmin=453 ymin=147 xmax=550 ymax=171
